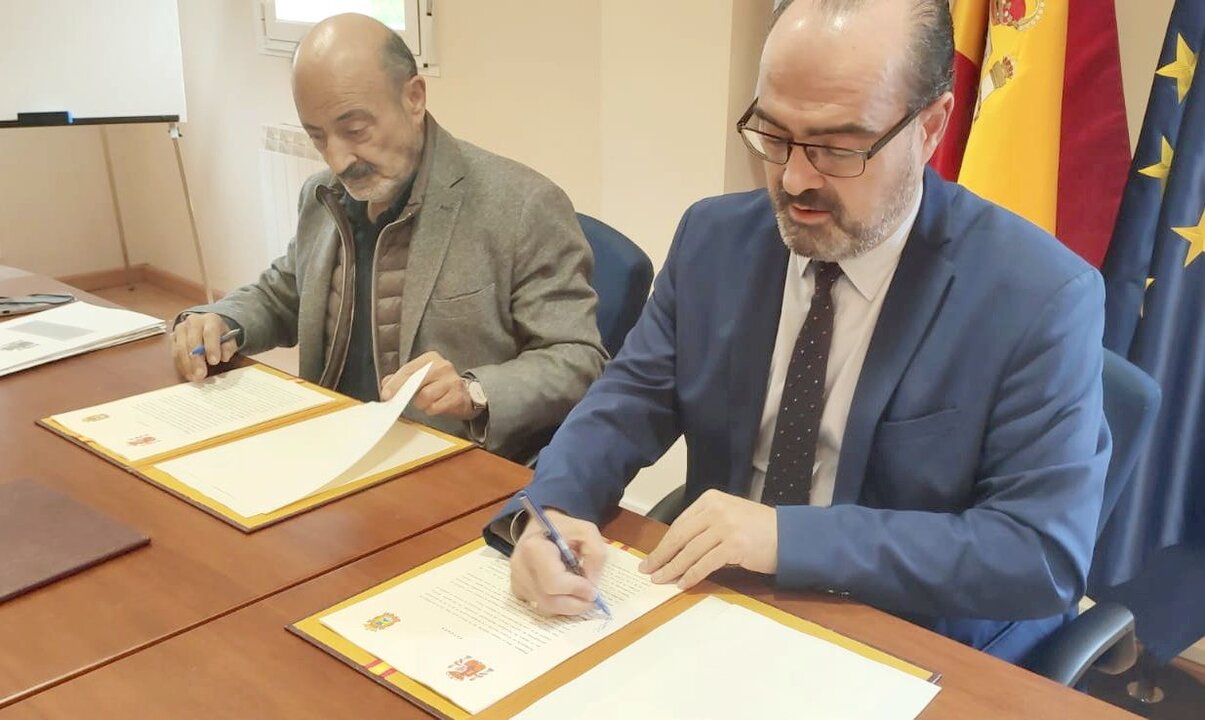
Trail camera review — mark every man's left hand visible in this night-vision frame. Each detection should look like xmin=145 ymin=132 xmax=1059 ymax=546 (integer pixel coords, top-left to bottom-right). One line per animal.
xmin=638 ymin=489 xmax=777 ymax=590
xmin=380 ymin=351 xmax=480 ymax=420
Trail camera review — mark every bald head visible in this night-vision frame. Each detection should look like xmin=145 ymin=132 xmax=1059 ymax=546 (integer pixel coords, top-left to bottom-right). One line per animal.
xmin=292 ymin=13 xmax=427 ymax=217
xmin=767 ymin=0 xmax=952 ymax=110
xmin=294 ymin=13 xmax=416 ymax=94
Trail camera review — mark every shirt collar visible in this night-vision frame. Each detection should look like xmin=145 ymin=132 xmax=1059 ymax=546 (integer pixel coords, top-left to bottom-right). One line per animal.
xmin=795 ymin=181 xmax=924 ymax=302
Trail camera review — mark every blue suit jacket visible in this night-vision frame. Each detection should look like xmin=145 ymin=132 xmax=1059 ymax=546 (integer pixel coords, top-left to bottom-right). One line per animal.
xmin=489 ymin=168 xmax=1111 ymax=664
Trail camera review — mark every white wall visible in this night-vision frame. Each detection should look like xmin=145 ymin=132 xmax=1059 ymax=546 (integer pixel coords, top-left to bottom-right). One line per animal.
xmin=600 ymin=1 xmax=734 ymax=270
xmin=117 ymin=0 xmax=299 ymax=291
xmin=600 ymin=0 xmax=773 ymax=511
xmin=424 ymin=0 xmax=604 ymax=218
xmin=726 ymin=0 xmax=772 ymax=194
xmin=1115 ymin=0 xmax=1176 ymax=151
xmin=0 ymin=126 xmax=126 ymax=275
xmin=105 ymin=123 xmax=197 ymax=282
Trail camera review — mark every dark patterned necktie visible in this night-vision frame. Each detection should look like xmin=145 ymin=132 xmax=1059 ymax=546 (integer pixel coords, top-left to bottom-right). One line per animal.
xmin=763 ymin=261 xmax=842 ymax=507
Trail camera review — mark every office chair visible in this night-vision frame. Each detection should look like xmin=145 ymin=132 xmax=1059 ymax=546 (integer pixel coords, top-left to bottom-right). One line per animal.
xmin=648 ymin=349 xmax=1162 ymax=688
xmin=1022 ymin=349 xmax=1160 ymax=685
xmin=523 ymin=215 xmax=653 ymax=467
xmin=577 ymin=213 xmax=654 ymax=359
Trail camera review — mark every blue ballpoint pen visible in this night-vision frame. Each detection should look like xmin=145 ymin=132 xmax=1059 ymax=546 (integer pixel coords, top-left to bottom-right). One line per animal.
xmin=517 ymin=491 xmax=612 ymax=620
xmin=190 ymin=328 xmax=242 ymax=357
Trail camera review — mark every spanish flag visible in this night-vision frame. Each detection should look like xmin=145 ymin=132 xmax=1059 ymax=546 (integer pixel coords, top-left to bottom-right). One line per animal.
xmin=931 ymin=0 xmax=1132 ymax=267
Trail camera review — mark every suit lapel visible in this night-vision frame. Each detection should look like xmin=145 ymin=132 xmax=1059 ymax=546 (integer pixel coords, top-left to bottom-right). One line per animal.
xmin=832 ymin=170 xmax=955 ymax=504
xmin=727 ymin=209 xmax=790 ymax=497
xmin=395 ymin=118 xmax=466 ymax=364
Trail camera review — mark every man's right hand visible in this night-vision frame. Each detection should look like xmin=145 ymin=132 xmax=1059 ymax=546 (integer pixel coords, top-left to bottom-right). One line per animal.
xmin=509 ymin=509 xmax=609 ymax=616
xmin=171 ymin=313 xmax=236 ymax=382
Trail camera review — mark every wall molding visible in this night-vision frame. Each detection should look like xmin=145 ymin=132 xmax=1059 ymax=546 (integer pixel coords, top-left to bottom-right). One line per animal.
xmin=57 ymin=263 xmax=222 ymax=304
xmin=57 ymin=265 xmax=144 ymax=292
xmin=144 ymin=264 xmax=222 ymax=304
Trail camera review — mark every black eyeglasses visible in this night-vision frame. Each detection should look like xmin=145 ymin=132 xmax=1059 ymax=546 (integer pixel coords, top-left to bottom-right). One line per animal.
xmin=736 ymin=99 xmax=923 ymax=178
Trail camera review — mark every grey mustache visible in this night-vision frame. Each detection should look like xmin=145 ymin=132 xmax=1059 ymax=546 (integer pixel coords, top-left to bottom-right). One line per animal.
xmin=340 ymin=163 xmax=376 ymax=181
xmin=781 ymin=189 xmax=836 ymax=212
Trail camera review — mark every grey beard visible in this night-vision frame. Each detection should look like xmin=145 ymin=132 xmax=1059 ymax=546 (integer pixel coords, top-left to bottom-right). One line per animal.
xmin=773 ymin=162 xmax=919 ymax=261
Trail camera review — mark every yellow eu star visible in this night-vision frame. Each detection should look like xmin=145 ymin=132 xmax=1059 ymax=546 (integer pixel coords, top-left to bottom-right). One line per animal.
xmin=1157 ymin=34 xmax=1198 ymax=103
xmin=1174 ymin=208 xmax=1205 ymax=267
xmin=1139 ymin=137 xmax=1175 ymax=190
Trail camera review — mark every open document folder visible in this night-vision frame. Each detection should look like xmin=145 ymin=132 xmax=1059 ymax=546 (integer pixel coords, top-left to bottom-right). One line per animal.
xmin=40 ymin=363 xmax=471 ymax=530
xmin=0 ymin=300 xmax=164 ymax=377
xmin=153 ymin=362 xmax=433 ymax=517
xmin=292 ymin=540 xmax=941 ymax=719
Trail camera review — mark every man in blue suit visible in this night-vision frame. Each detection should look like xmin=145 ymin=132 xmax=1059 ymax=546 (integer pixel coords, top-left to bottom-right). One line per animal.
xmin=489 ymin=0 xmax=1110 ymax=663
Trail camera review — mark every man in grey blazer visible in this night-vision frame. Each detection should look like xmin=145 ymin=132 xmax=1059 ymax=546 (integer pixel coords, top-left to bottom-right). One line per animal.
xmin=171 ymin=14 xmax=606 ymax=461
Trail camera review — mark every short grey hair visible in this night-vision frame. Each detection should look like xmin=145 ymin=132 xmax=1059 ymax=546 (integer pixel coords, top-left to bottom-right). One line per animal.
xmin=382 ymin=31 xmax=417 ymax=90
xmin=771 ymin=0 xmax=954 ymax=110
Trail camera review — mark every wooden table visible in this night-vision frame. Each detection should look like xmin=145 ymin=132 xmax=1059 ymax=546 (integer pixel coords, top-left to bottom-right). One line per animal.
xmin=0 ymin=505 xmax=1136 ymax=718
xmin=0 ymin=271 xmax=529 ymax=705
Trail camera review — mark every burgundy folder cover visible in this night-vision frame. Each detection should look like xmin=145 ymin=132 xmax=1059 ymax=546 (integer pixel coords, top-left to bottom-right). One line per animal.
xmin=0 ymin=479 xmax=149 ymax=602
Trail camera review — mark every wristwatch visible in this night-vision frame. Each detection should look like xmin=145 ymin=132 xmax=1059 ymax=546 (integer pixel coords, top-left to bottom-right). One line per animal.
xmin=462 ymin=376 xmax=488 ymax=412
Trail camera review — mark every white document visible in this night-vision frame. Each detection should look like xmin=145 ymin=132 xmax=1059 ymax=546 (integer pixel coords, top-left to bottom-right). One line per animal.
xmin=320 ymin=544 xmax=683 ymax=715
xmin=515 ymin=596 xmax=941 ymax=720
xmin=154 ymin=363 xmax=431 ymax=516
xmin=171 ymin=418 xmax=456 ymax=516
xmin=0 ymin=301 xmax=164 ymax=377
xmin=49 ymin=366 xmax=337 ymax=461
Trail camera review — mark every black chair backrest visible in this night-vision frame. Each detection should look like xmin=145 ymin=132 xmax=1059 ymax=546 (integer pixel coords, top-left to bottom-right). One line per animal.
xmin=576 ymin=213 xmax=654 ymax=358
xmin=1098 ymin=348 xmax=1162 ymax=536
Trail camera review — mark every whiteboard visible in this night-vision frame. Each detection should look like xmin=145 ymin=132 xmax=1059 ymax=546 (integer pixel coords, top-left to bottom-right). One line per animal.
xmin=0 ymin=0 xmax=187 ymax=123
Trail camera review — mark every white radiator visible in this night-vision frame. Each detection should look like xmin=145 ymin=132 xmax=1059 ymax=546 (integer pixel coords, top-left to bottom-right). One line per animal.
xmin=258 ymin=124 xmax=327 ymax=261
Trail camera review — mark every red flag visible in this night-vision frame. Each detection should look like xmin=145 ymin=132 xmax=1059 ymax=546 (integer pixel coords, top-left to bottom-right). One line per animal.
xmin=1057 ymin=0 xmax=1132 ymax=266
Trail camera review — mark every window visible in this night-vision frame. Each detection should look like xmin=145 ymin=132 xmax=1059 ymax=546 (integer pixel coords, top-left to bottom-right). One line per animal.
xmin=256 ymin=0 xmax=438 ymax=75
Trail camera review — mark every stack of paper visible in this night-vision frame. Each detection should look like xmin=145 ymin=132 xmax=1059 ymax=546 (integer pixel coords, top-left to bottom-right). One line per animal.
xmin=0 ymin=301 xmax=164 ymax=377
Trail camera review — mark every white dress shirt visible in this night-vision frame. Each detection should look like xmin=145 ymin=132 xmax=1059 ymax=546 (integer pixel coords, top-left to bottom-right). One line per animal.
xmin=750 ymin=186 xmax=923 ymax=506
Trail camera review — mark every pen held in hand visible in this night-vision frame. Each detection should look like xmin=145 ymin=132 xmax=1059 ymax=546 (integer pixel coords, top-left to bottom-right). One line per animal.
xmin=517 ymin=491 xmax=613 ymax=620
xmin=190 ymin=328 xmax=242 ymax=357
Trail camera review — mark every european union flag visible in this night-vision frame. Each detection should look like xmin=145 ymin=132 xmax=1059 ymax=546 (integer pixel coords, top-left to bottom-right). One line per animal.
xmin=1092 ymin=0 xmax=1205 ymax=663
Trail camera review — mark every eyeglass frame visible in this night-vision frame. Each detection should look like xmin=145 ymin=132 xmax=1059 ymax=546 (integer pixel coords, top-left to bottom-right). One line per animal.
xmin=736 ymin=98 xmax=925 ymax=178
